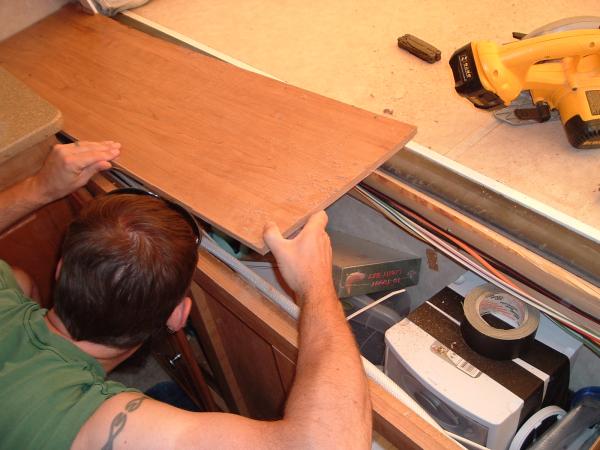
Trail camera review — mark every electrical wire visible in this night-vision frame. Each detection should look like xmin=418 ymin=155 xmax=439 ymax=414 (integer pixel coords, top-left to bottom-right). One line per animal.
xmin=360 ymin=185 xmax=600 ymax=347
xmin=345 ymin=289 xmax=405 ymax=321
xmin=361 ymin=184 xmax=599 ymax=325
xmin=355 ymin=184 xmax=600 ymax=354
xmin=353 ymin=185 xmax=600 ymax=347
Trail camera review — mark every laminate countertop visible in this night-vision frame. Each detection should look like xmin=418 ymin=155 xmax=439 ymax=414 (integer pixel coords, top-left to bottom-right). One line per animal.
xmin=0 ymin=67 xmax=62 ymax=164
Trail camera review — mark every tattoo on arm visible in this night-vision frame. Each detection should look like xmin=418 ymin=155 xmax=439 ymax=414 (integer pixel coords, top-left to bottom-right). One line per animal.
xmin=101 ymin=396 xmax=147 ymax=450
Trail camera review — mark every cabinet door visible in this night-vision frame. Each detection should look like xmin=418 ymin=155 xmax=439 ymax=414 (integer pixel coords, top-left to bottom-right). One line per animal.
xmin=151 ymin=330 xmax=212 ymax=411
xmin=193 ymin=283 xmax=289 ymax=419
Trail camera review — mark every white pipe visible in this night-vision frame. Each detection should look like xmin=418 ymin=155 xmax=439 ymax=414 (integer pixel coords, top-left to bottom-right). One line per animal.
xmin=200 ymin=234 xmax=300 ymax=319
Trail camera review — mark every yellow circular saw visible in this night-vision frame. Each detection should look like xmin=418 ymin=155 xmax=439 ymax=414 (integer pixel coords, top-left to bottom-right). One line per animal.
xmin=449 ymin=17 xmax=600 ymax=149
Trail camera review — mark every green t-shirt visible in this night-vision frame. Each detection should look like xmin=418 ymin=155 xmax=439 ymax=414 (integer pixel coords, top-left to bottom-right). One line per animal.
xmin=0 ymin=260 xmax=138 ymax=449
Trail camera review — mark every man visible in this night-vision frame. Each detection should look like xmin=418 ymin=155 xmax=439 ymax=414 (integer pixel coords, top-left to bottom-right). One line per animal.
xmin=0 ymin=141 xmax=371 ymax=449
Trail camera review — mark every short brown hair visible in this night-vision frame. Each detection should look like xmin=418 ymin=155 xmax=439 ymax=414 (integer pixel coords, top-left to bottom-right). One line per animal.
xmin=53 ymin=193 xmax=199 ymax=348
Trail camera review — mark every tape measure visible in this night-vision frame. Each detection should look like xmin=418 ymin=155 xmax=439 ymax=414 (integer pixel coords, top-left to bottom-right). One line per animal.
xmin=461 ymin=284 xmax=540 ymax=360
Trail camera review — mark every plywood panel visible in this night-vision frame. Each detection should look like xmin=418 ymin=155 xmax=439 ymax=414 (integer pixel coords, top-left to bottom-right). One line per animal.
xmin=0 ymin=0 xmax=68 ymax=41
xmin=129 ymin=0 xmax=600 ymax=231
xmin=0 ymin=6 xmax=415 ymax=253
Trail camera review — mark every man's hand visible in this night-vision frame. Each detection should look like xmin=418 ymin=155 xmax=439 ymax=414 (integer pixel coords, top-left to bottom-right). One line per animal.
xmin=0 ymin=140 xmax=121 ymax=235
xmin=31 ymin=140 xmax=120 ymax=203
xmin=263 ymin=211 xmax=335 ymax=300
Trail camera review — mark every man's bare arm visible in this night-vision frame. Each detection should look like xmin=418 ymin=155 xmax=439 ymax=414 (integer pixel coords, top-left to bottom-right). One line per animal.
xmin=264 ymin=211 xmax=372 ymax=448
xmin=74 ymin=393 xmax=295 ymax=450
xmin=0 ymin=141 xmax=120 ymax=234
xmin=73 ymin=211 xmax=371 ymax=449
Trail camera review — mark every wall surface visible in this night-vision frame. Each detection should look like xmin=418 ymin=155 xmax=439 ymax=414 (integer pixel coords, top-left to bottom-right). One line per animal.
xmin=0 ymin=0 xmax=70 ymax=42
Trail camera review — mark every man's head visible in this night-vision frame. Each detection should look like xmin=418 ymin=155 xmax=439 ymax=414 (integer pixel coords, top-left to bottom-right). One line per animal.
xmin=53 ymin=192 xmax=199 ymax=349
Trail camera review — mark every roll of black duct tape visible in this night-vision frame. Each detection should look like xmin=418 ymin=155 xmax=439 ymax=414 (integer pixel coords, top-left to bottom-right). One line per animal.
xmin=460 ymin=284 xmax=540 ymax=360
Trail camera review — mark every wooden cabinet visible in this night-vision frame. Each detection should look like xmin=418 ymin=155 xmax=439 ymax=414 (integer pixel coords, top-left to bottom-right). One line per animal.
xmin=151 ymin=329 xmax=210 ymax=411
xmin=197 ymin=289 xmax=289 ymax=418
xmin=189 ymin=270 xmax=298 ymax=419
xmin=0 ymin=195 xmax=80 ymax=307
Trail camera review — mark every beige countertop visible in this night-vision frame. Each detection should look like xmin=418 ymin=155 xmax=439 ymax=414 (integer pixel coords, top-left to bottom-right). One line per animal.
xmin=129 ymin=0 xmax=600 ymax=233
xmin=0 ymin=67 xmax=62 ymax=163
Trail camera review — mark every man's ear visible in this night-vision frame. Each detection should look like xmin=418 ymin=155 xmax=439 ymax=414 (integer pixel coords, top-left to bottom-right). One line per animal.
xmin=166 ymin=296 xmax=192 ymax=333
xmin=55 ymin=259 xmax=63 ymax=281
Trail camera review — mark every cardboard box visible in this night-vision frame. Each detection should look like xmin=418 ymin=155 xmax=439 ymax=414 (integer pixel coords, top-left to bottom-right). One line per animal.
xmin=330 ymin=231 xmax=420 ymax=298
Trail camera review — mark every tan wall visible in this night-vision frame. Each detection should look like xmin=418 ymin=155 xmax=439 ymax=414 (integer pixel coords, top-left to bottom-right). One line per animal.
xmin=0 ymin=0 xmax=70 ymax=42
